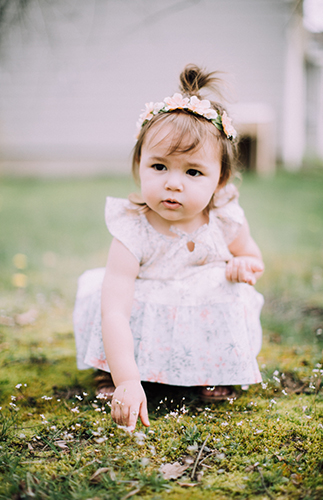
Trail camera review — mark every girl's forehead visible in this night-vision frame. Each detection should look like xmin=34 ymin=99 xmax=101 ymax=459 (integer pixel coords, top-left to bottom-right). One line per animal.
xmin=143 ymin=121 xmax=221 ymax=160
xmin=144 ymin=123 xmax=177 ymax=150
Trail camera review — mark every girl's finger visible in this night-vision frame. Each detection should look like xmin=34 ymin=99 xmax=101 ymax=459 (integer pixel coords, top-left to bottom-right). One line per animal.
xmin=112 ymin=398 xmax=126 ymax=425
xmin=229 ymin=259 xmax=238 ymax=282
xmin=225 ymin=261 xmax=232 ymax=280
xmin=128 ymin=406 xmax=140 ymax=431
xmin=237 ymin=262 xmax=247 ymax=283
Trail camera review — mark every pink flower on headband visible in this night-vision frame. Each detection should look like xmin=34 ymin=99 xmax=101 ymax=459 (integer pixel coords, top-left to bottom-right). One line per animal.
xmin=221 ymin=111 xmax=237 ymax=139
xmin=164 ymin=93 xmax=189 ymax=110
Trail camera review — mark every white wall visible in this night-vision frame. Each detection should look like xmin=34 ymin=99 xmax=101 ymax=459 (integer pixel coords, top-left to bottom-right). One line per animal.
xmin=0 ymin=0 xmax=291 ymax=175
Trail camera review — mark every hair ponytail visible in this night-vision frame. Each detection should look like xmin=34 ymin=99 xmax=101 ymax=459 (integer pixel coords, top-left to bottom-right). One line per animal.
xmin=179 ymin=64 xmax=225 ymax=101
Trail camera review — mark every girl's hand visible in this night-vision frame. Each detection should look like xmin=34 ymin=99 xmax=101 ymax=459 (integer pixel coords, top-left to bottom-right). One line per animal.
xmin=226 ymin=256 xmax=264 ymax=285
xmin=111 ymin=380 xmax=150 ymax=432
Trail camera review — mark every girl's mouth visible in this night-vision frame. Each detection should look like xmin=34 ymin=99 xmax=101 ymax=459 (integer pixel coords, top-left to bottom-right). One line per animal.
xmin=162 ymin=199 xmax=181 ymax=209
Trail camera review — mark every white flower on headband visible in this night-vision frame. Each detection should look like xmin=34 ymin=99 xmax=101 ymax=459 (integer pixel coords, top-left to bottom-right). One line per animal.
xmin=135 ymin=92 xmax=237 ymax=140
xmin=164 ymin=93 xmax=189 ymax=110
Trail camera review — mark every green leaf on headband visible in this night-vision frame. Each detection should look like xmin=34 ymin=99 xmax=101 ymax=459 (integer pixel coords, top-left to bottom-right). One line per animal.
xmin=212 ymin=117 xmax=223 ymax=131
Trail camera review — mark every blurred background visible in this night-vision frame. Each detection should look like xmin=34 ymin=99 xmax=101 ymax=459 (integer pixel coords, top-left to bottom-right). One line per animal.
xmin=0 ymin=0 xmax=322 ymax=357
xmin=0 ymin=0 xmax=322 ymax=177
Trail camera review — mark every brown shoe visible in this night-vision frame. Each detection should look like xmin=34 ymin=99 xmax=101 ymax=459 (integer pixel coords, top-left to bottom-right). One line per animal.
xmin=199 ymin=385 xmax=236 ymax=402
xmin=94 ymin=371 xmax=115 ymax=400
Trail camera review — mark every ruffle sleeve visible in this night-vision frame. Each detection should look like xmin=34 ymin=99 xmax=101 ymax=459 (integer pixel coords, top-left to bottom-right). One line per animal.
xmin=212 ymin=183 xmax=245 ymax=245
xmin=105 ymin=197 xmax=143 ymax=262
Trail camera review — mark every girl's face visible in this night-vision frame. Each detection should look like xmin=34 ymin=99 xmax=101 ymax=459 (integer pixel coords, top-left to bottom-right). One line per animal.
xmin=139 ymin=124 xmax=222 ymax=231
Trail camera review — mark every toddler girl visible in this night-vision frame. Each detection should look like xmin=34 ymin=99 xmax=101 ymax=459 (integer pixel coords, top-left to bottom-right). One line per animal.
xmin=74 ymin=64 xmax=264 ymax=431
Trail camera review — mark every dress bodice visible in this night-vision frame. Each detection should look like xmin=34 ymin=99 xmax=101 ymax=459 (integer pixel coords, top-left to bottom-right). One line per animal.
xmin=105 ymin=183 xmax=244 ymax=280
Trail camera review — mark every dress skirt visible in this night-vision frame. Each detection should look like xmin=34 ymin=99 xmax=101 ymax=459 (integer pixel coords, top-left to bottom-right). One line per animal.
xmin=73 ymin=264 xmax=264 ymax=387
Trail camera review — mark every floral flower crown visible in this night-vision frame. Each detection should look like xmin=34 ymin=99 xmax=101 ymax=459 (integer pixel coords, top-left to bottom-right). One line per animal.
xmin=136 ymin=92 xmax=237 ymax=140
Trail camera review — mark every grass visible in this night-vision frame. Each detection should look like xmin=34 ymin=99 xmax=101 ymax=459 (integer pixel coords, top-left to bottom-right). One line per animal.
xmin=0 ymin=168 xmax=323 ymax=499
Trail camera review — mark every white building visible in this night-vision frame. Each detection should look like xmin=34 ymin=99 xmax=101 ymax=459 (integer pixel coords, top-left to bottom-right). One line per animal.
xmin=0 ymin=0 xmax=322 ymax=176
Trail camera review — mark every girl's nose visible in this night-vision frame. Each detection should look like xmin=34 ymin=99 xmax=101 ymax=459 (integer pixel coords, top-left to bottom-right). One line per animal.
xmin=165 ymin=172 xmax=183 ymax=191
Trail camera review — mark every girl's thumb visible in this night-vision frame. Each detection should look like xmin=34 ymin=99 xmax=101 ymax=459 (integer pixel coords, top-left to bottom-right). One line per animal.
xmin=140 ymin=399 xmax=150 ymax=427
xmin=251 ymin=261 xmax=264 ymax=272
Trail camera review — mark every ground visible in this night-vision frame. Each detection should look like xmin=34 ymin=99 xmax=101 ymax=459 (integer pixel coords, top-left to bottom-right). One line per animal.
xmin=0 ymin=169 xmax=323 ymax=499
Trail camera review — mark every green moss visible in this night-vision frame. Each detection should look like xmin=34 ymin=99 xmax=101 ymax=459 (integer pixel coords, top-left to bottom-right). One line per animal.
xmin=0 ymin=172 xmax=323 ymax=498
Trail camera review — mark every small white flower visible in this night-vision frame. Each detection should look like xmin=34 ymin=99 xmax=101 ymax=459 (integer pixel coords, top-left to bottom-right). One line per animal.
xmin=71 ymin=407 xmax=79 ymax=413
xmin=15 ymin=384 xmax=22 ymax=389
xmin=94 ymin=437 xmax=107 ymax=444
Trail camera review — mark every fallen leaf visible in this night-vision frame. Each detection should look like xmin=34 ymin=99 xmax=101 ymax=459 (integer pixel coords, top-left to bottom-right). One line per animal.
xmin=160 ymin=461 xmax=190 ymax=480
xmin=90 ymin=467 xmax=110 ymax=482
xmin=121 ymin=488 xmax=141 ymax=500
xmin=54 ymin=440 xmax=69 ymax=449
xmin=177 ymin=482 xmax=197 ymax=487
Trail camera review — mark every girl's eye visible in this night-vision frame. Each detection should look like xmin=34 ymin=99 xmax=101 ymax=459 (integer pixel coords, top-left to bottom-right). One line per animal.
xmin=152 ymin=164 xmax=167 ymax=171
xmin=187 ymin=169 xmax=202 ymax=177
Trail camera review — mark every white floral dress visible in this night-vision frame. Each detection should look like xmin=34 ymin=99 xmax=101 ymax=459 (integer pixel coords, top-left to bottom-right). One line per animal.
xmin=73 ymin=184 xmax=264 ymax=387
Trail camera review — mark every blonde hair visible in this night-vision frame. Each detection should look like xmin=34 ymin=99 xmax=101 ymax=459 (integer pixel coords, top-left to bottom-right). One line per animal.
xmin=131 ymin=64 xmax=238 ymax=209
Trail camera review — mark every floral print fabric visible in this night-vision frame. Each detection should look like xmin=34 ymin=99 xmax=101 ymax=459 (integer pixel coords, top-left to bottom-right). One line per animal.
xmin=73 ymin=184 xmax=264 ymax=386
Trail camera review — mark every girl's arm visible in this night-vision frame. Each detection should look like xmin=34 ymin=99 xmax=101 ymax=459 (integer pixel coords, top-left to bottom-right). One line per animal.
xmin=226 ymin=218 xmax=264 ymax=285
xmin=101 ymin=237 xmax=149 ymax=431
